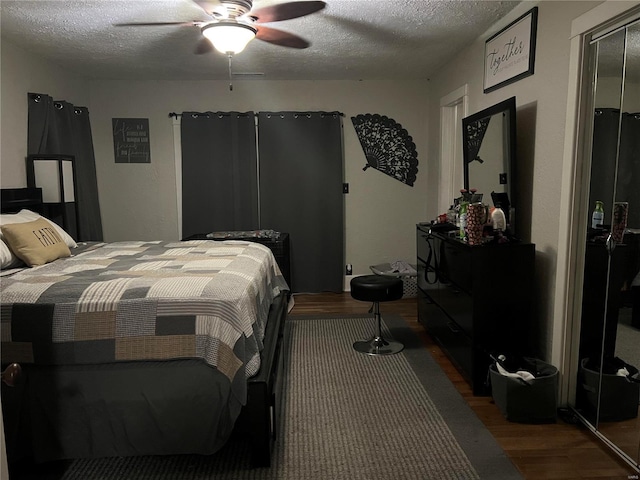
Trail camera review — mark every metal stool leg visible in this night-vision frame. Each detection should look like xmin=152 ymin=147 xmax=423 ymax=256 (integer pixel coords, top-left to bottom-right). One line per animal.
xmin=353 ymin=302 xmax=404 ymax=355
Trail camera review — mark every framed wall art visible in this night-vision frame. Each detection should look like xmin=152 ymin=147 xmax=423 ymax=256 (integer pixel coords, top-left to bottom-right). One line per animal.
xmin=112 ymin=118 xmax=151 ymax=163
xmin=483 ymin=7 xmax=538 ymax=93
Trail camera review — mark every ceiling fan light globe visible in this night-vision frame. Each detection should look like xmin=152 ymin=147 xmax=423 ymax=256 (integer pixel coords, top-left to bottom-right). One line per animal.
xmin=202 ymin=22 xmax=257 ymax=55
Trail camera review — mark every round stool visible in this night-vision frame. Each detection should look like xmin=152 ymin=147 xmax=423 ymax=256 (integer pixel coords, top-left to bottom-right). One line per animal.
xmin=350 ymin=275 xmax=404 ymax=355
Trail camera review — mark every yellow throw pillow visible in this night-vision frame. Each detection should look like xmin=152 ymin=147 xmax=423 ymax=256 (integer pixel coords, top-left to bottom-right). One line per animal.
xmin=1 ymin=218 xmax=71 ymax=267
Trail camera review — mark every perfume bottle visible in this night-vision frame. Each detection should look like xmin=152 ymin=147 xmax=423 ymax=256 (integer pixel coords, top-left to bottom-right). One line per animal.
xmin=591 ymin=201 xmax=604 ymax=229
xmin=447 ymin=205 xmax=456 ymax=224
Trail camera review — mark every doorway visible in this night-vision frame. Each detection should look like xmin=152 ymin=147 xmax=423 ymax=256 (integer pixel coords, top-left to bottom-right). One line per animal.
xmin=439 ymin=86 xmax=468 ymax=213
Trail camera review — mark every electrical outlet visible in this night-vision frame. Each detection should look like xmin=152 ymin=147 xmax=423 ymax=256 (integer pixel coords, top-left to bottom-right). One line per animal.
xmin=346 ymin=264 xmax=352 ymax=275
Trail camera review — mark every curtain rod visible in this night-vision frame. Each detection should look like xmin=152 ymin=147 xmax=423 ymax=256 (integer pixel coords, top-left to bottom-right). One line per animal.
xmin=169 ymin=112 xmax=251 ymax=118
xmin=169 ymin=111 xmax=344 ymax=118
xmin=29 ymin=94 xmax=84 ymax=115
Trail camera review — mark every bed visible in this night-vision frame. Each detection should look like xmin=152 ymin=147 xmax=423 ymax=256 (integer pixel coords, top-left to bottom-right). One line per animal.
xmin=0 ymin=188 xmax=289 ymax=468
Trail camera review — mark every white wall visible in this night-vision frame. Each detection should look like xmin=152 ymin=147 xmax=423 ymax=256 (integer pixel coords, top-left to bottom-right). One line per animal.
xmin=0 ymin=39 xmax=429 ymax=280
xmin=88 ymin=79 xmax=430 ymax=276
xmin=426 ymin=0 xmax=601 ymax=360
xmin=0 ymin=40 xmax=89 ymax=186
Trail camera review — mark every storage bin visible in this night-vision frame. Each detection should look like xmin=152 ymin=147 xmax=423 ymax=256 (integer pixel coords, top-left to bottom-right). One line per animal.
xmin=579 ymin=357 xmax=639 ymax=422
xmin=489 ymin=357 xmax=558 ymax=423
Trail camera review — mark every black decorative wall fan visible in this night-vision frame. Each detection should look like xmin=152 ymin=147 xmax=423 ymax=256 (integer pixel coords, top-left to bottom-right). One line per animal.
xmin=351 ymin=114 xmax=419 ymax=187
xmin=114 ymin=0 xmax=326 ymax=54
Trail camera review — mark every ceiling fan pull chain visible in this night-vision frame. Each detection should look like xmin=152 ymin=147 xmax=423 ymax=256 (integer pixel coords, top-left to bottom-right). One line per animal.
xmin=228 ymin=54 xmax=234 ymax=91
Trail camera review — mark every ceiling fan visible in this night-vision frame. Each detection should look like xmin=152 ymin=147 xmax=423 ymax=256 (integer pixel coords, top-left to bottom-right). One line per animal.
xmin=114 ymin=0 xmax=327 ymax=55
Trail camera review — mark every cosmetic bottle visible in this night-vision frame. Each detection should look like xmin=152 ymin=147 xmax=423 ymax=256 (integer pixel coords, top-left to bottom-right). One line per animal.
xmin=591 ymin=201 xmax=604 ymax=229
xmin=447 ymin=205 xmax=456 ymax=224
xmin=491 ymin=205 xmax=506 ymax=232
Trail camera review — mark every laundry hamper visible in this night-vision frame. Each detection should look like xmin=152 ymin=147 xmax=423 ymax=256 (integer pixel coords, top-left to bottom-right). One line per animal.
xmin=489 ymin=357 xmax=558 ymax=424
xmin=579 ymin=357 xmax=639 ymax=421
xmin=370 ymin=262 xmax=417 ymax=298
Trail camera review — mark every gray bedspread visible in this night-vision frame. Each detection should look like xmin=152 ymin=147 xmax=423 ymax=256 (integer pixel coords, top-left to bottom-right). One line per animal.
xmin=0 ymin=239 xmax=288 ymax=404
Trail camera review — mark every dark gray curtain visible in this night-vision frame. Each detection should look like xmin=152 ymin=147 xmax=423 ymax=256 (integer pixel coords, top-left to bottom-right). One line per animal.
xmin=258 ymin=112 xmax=344 ymax=293
xmin=180 ymin=112 xmax=258 ymax=239
xmin=617 ymin=112 xmax=640 ymax=229
xmin=27 ymin=93 xmax=103 ymax=241
xmin=589 ymin=108 xmax=620 ymax=224
xmin=590 ymin=109 xmax=640 ymax=229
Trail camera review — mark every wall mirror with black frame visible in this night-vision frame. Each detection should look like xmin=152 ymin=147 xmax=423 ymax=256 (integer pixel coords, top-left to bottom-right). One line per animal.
xmin=462 ymin=96 xmax=517 ymax=225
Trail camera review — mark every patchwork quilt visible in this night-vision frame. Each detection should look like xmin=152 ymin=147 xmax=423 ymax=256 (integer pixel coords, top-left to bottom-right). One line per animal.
xmin=0 ymin=240 xmax=288 ymax=401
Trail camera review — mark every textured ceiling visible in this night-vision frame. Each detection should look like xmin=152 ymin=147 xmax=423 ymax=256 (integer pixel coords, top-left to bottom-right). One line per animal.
xmin=0 ymin=0 xmax=522 ymax=81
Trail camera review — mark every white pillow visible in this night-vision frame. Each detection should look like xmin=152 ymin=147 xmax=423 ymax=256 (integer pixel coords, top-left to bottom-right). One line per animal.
xmin=0 ymin=239 xmax=22 ymax=269
xmin=0 ymin=209 xmax=77 ymax=248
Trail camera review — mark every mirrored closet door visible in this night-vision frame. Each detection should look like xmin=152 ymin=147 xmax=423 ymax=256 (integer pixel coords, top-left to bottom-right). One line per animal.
xmin=573 ymin=18 xmax=640 ymax=469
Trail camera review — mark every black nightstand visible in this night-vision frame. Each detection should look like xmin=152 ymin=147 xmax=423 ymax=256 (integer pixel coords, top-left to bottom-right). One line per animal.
xmin=183 ymin=232 xmax=291 ymax=290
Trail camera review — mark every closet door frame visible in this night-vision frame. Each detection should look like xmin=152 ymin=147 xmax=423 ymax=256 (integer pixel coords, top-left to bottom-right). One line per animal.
xmin=557 ymin=0 xmax=640 ymax=406
xmin=557 ymin=1 xmax=640 ymax=472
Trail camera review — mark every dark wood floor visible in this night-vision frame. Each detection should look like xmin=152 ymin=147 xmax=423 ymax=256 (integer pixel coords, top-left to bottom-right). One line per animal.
xmin=290 ymin=293 xmax=639 ymax=480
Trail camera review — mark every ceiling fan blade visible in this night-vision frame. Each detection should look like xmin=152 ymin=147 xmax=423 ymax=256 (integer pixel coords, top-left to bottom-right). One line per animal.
xmin=192 ymin=0 xmax=223 ymax=16
xmin=251 ymin=1 xmax=326 ymax=23
xmin=113 ymin=21 xmax=198 ymax=27
xmin=194 ymin=37 xmax=214 ymax=55
xmin=255 ymin=25 xmax=310 ymax=49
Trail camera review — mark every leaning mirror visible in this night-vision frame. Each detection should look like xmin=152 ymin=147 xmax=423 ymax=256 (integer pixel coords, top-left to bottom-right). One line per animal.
xmin=462 ymin=97 xmax=517 ymax=221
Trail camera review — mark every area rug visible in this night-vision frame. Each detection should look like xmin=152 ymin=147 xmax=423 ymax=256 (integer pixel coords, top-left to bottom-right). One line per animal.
xmin=15 ymin=314 xmax=523 ymax=480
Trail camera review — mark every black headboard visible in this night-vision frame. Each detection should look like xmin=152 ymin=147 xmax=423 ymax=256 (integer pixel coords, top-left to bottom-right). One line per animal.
xmin=1 ymin=188 xmax=43 ymax=214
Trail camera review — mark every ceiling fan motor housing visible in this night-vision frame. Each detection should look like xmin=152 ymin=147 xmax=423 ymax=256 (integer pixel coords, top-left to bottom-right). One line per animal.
xmin=220 ymin=0 xmax=254 ymax=18
xmin=113 ymin=0 xmax=324 ymax=54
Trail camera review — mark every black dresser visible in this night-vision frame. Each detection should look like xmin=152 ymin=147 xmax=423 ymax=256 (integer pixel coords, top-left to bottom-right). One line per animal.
xmin=183 ymin=232 xmax=291 ymax=290
xmin=416 ymin=224 xmax=535 ymax=395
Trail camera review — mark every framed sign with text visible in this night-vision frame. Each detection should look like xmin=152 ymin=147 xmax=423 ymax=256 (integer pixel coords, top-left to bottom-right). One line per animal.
xmin=483 ymin=7 xmax=538 ymax=93
xmin=112 ymin=118 xmax=151 ymax=163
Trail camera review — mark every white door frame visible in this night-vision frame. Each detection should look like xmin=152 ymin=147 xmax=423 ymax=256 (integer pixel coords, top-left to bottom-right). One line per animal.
xmin=439 ymin=85 xmax=468 ymax=213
